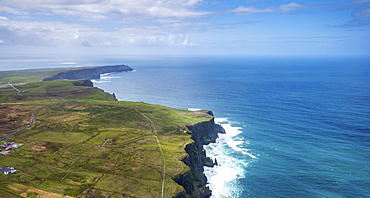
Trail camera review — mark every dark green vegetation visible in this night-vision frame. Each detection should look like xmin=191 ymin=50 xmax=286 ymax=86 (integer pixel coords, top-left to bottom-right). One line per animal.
xmin=0 ymin=68 xmax=217 ymax=198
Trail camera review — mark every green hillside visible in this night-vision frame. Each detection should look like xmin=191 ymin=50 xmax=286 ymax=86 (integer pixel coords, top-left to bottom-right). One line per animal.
xmin=0 ymin=75 xmax=213 ymax=197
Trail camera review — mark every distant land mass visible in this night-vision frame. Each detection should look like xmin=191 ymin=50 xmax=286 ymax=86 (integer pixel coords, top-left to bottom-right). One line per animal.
xmin=43 ymin=65 xmax=133 ymax=81
xmin=0 ymin=65 xmax=223 ymax=198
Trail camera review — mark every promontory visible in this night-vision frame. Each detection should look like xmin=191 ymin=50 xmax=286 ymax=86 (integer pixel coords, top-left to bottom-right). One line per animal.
xmin=0 ymin=65 xmax=223 ymax=198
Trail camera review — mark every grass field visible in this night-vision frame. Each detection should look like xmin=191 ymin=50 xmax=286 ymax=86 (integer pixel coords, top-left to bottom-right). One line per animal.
xmin=0 ymin=71 xmax=213 ymax=198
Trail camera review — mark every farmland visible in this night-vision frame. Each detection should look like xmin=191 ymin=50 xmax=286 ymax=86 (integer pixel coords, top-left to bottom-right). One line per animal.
xmin=0 ymin=74 xmax=213 ymax=198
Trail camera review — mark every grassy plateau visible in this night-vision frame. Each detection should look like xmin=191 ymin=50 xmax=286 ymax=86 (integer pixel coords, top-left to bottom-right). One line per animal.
xmin=0 ymin=68 xmax=213 ymax=198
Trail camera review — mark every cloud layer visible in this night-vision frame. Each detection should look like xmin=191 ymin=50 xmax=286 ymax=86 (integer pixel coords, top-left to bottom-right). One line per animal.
xmin=0 ymin=18 xmax=195 ymax=47
xmin=0 ymin=0 xmax=209 ymax=20
xmin=0 ymin=1 xmax=369 ymax=56
xmin=0 ymin=0 xmax=205 ymax=48
xmin=230 ymin=3 xmax=304 ymax=14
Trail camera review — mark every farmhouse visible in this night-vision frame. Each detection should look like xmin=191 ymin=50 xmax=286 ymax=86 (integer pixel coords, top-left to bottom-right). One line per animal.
xmin=0 ymin=166 xmax=16 ymax=175
xmin=0 ymin=142 xmax=20 ymax=149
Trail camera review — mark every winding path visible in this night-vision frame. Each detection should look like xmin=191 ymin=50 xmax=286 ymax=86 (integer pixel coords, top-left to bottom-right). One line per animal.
xmin=134 ymin=107 xmax=166 ymax=198
xmin=0 ymin=83 xmax=68 ymax=141
xmin=8 ymin=82 xmax=23 ymax=96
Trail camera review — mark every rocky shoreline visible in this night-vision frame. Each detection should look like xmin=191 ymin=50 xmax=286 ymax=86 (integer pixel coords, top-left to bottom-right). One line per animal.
xmin=174 ymin=112 xmax=225 ymax=197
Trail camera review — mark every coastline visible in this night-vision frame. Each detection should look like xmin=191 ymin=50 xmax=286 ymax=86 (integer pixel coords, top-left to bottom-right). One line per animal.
xmin=0 ymin=65 xmax=224 ymax=198
xmin=57 ymin=67 xmax=226 ymax=197
xmin=91 ymin=72 xmax=225 ymax=197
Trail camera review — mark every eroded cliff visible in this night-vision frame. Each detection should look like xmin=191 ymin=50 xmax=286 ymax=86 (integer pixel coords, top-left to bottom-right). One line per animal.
xmin=174 ymin=111 xmax=225 ymax=198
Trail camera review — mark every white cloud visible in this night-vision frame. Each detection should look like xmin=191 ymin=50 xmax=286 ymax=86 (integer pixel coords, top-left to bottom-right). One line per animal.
xmin=99 ymin=41 xmax=113 ymax=46
xmin=0 ymin=39 xmax=4 ymax=44
xmin=182 ymin=35 xmax=196 ymax=46
xmin=0 ymin=0 xmax=209 ymax=20
xmin=0 ymin=18 xmax=196 ymax=47
xmin=278 ymin=3 xmax=303 ymax=12
xmin=231 ymin=2 xmax=304 ymax=14
xmin=126 ymin=34 xmax=196 ymax=47
xmin=183 ymin=0 xmax=203 ymax=6
xmin=0 ymin=7 xmax=29 ymax=15
xmin=0 ymin=0 xmax=205 ymax=49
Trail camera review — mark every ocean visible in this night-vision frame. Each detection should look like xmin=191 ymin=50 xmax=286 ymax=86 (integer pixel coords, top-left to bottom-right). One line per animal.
xmin=2 ymin=55 xmax=370 ymax=197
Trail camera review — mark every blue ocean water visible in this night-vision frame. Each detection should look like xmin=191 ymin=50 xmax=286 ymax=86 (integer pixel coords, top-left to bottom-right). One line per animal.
xmin=2 ymin=56 xmax=370 ymax=197
xmin=91 ymin=56 xmax=370 ymax=198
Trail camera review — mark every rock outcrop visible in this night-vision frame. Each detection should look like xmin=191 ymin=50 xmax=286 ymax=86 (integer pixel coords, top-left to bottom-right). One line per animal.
xmin=71 ymin=79 xmax=94 ymax=87
xmin=174 ymin=111 xmax=225 ymax=198
xmin=43 ymin=65 xmax=133 ymax=81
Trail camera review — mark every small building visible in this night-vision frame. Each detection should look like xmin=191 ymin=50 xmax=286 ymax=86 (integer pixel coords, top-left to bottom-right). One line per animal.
xmin=0 ymin=142 xmax=20 ymax=149
xmin=4 ymin=147 xmax=12 ymax=151
xmin=0 ymin=166 xmax=16 ymax=175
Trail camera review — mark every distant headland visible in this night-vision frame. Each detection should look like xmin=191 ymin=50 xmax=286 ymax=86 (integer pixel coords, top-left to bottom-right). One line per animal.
xmin=43 ymin=65 xmax=133 ymax=81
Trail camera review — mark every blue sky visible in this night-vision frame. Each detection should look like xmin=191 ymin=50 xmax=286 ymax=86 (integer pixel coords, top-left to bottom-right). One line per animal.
xmin=0 ymin=0 xmax=369 ymax=57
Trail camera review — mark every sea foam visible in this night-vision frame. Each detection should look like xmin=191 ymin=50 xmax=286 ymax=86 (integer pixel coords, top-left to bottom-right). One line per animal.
xmin=205 ymin=118 xmax=256 ymax=198
xmin=188 ymin=108 xmax=202 ymax=111
xmin=60 ymin=62 xmax=77 ymax=65
xmin=100 ymin=73 xmax=122 ymax=80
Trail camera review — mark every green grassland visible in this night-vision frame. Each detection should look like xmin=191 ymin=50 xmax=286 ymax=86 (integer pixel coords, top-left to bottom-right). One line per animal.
xmin=0 ymin=68 xmax=67 ymax=86
xmin=0 ymin=71 xmax=213 ymax=198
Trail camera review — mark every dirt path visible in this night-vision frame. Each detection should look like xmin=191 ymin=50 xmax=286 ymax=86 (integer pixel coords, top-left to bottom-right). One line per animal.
xmin=8 ymin=82 xmax=23 ymax=96
xmin=134 ymin=107 xmax=166 ymax=198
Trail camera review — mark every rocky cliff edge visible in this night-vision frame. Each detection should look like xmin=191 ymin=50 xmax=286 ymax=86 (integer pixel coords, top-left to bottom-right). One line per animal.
xmin=174 ymin=111 xmax=225 ymax=198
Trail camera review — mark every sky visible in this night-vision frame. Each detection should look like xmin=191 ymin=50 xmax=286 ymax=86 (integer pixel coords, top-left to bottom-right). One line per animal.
xmin=0 ymin=0 xmax=370 ymax=57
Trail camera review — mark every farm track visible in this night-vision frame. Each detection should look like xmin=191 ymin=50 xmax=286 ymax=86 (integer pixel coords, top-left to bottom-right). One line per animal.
xmin=134 ymin=107 xmax=166 ymax=198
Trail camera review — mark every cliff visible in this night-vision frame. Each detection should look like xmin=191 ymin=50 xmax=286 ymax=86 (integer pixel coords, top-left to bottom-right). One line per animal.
xmin=174 ymin=111 xmax=225 ymax=198
xmin=71 ymin=79 xmax=94 ymax=87
xmin=1 ymin=67 xmax=224 ymax=198
xmin=43 ymin=65 xmax=133 ymax=81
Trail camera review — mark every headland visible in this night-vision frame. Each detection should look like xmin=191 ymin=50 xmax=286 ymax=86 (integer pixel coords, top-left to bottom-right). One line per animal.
xmin=0 ymin=65 xmax=223 ymax=198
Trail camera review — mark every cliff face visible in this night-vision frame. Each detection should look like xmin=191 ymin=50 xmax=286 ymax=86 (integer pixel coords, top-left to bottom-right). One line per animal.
xmin=43 ymin=65 xmax=133 ymax=81
xmin=71 ymin=79 xmax=94 ymax=87
xmin=174 ymin=111 xmax=225 ymax=198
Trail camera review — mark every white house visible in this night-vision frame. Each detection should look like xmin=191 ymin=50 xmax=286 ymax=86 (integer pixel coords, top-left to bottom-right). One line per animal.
xmin=0 ymin=166 xmax=16 ymax=175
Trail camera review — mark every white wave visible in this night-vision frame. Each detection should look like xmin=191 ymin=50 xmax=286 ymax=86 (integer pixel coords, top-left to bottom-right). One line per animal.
xmin=101 ymin=73 xmax=110 ymax=76
xmin=100 ymin=73 xmax=122 ymax=80
xmin=220 ymin=124 xmax=257 ymax=159
xmin=221 ymin=124 xmax=242 ymax=136
xmin=60 ymin=62 xmax=76 ymax=65
xmin=205 ymin=118 xmax=257 ymax=198
xmin=91 ymin=80 xmax=111 ymax=83
xmin=188 ymin=108 xmax=202 ymax=111
xmin=215 ymin=117 xmax=228 ymax=123
xmin=101 ymin=76 xmax=121 ymax=80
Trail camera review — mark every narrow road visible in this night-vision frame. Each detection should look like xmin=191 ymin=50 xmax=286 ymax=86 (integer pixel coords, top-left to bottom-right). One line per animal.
xmin=8 ymin=82 xmax=23 ymax=96
xmin=134 ymin=107 xmax=166 ymax=198
xmin=0 ymin=83 xmax=68 ymax=141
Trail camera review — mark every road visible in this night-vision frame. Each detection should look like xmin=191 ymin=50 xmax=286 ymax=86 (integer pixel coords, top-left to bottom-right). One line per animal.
xmin=0 ymin=83 xmax=68 ymax=141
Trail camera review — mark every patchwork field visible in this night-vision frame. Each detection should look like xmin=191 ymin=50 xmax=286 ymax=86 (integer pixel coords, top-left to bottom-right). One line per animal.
xmin=0 ymin=77 xmax=213 ymax=197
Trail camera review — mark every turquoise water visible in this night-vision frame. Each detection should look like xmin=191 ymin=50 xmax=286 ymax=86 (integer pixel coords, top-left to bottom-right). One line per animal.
xmin=2 ymin=56 xmax=370 ymax=197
